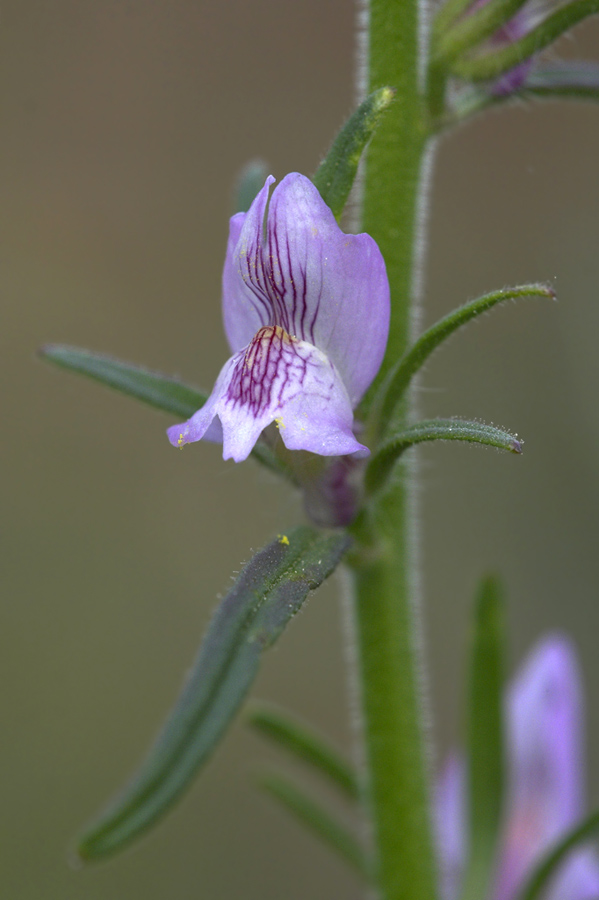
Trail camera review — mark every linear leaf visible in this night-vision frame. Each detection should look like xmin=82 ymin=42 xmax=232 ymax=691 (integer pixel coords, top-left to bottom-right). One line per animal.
xmin=312 ymin=87 xmax=396 ymax=221
xmin=366 ymin=418 xmax=522 ymax=494
xmin=40 ymin=344 xmax=288 ymax=477
xmin=76 ymin=526 xmax=351 ymax=862
xmin=41 ymin=344 xmax=207 ymax=418
xmin=452 ymin=0 xmax=599 ymax=83
xmin=523 ymin=61 xmax=599 ymax=100
xmin=516 ymin=810 xmax=599 ymax=900
xmin=435 ymin=0 xmax=529 ymax=64
xmin=248 ymin=703 xmax=359 ymax=800
xmin=433 ymin=0 xmax=478 ymax=44
xmin=368 ymin=283 xmax=553 ymax=436
xmin=259 ymin=773 xmax=369 ymax=877
xmin=460 ymin=577 xmax=506 ymax=900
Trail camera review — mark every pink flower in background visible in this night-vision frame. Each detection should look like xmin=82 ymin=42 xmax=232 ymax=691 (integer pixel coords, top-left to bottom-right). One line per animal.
xmin=437 ymin=636 xmax=599 ymax=900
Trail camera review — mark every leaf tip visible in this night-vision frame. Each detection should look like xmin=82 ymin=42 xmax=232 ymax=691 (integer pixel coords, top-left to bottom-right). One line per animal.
xmin=375 ymin=85 xmax=397 ymax=107
xmin=67 ymin=838 xmax=92 ymax=868
xmin=539 ymin=282 xmax=557 ymax=301
xmin=37 ymin=343 xmax=56 ymax=359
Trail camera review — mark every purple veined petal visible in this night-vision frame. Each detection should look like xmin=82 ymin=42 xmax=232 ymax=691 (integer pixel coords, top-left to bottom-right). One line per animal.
xmin=435 ymin=755 xmax=467 ymax=900
xmin=167 ymin=325 xmax=367 ymax=462
xmin=264 ymin=173 xmax=390 ymax=406
xmin=166 ymin=355 xmax=237 ymax=447
xmin=222 ymin=176 xmax=275 ymax=353
xmin=222 ymin=172 xmax=390 ymax=408
xmin=493 ymin=636 xmax=586 ymax=900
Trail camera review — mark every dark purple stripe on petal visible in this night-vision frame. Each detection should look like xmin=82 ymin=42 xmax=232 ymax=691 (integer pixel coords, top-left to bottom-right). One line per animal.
xmin=225 ymin=326 xmax=307 ymax=418
xmin=223 ymin=172 xmax=389 ymax=409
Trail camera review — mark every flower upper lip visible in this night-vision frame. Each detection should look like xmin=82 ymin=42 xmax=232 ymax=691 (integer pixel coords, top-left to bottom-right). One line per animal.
xmin=224 ymin=173 xmax=390 ymax=407
xmin=167 ymin=172 xmax=390 ymax=463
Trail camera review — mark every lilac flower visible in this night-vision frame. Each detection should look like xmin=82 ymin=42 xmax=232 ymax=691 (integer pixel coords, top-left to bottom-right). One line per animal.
xmin=437 ymin=636 xmax=599 ymax=900
xmin=167 ymin=173 xmax=389 ymax=462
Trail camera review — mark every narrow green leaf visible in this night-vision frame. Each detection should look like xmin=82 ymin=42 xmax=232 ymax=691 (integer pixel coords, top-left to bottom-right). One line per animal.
xmin=523 ymin=61 xmax=599 ymax=100
xmin=452 ymin=0 xmax=599 ymax=83
xmin=366 ymin=418 xmax=522 ymax=494
xmin=248 ymin=703 xmax=359 ymax=800
xmin=312 ymin=87 xmax=396 ymax=221
xmin=235 ymin=159 xmax=269 ymax=213
xmin=460 ymin=577 xmax=506 ymax=900
xmin=435 ymin=0 xmax=529 ymax=65
xmin=76 ymin=526 xmax=350 ymax=862
xmin=517 ymin=810 xmax=599 ymax=900
xmin=41 ymin=344 xmax=207 ymax=418
xmin=40 ymin=344 xmax=289 ymax=478
xmin=368 ymin=283 xmax=553 ymax=436
xmin=259 ymin=773 xmax=370 ymax=877
xmin=433 ymin=0 xmax=477 ymax=44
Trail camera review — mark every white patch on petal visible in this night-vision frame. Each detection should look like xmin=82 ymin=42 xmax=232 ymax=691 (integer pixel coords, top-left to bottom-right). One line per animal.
xmin=168 ymin=324 xmax=367 ymax=462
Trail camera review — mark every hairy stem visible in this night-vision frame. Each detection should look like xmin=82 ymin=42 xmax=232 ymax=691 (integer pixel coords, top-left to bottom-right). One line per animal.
xmin=348 ymin=2 xmax=438 ymax=900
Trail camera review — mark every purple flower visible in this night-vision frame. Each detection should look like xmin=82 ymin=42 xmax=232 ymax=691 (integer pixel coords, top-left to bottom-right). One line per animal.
xmin=437 ymin=636 xmax=599 ymax=900
xmin=167 ymin=173 xmax=389 ymax=462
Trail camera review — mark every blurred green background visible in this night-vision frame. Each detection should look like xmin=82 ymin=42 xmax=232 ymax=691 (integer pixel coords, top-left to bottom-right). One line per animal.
xmin=3 ymin=2 xmax=599 ymax=897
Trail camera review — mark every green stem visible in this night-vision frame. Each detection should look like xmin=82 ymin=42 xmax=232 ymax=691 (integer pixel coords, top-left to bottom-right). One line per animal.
xmin=348 ymin=481 xmax=437 ymax=900
xmin=348 ymin=2 xmax=438 ymax=900
xmin=360 ymin=3 xmax=430 ymax=390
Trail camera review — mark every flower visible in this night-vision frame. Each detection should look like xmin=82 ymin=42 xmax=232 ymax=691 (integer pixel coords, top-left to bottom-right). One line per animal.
xmin=436 ymin=636 xmax=599 ymax=900
xmin=167 ymin=173 xmax=390 ymax=462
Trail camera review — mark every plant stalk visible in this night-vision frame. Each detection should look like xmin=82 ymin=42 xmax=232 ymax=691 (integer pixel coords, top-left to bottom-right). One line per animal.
xmin=347 ymin=1 xmax=438 ymax=899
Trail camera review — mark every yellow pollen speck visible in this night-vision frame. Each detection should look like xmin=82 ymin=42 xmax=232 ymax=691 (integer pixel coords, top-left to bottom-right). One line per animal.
xmin=177 ymin=433 xmax=186 ymax=448
xmin=275 ymin=417 xmax=286 ymax=430
xmin=278 ymin=534 xmax=290 ymax=546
